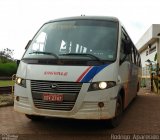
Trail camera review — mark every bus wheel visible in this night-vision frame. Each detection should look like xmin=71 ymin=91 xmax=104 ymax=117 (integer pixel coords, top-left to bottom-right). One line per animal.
xmin=109 ymin=95 xmax=123 ymax=128
xmin=25 ymin=114 xmax=45 ymax=121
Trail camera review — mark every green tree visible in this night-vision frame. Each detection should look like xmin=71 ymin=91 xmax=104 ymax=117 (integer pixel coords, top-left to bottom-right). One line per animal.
xmin=0 ymin=48 xmax=17 ymax=76
xmin=154 ymin=53 xmax=157 ymax=61
xmin=0 ymin=48 xmax=14 ymax=63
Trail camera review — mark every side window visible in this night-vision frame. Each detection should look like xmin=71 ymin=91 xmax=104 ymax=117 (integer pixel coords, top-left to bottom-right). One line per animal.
xmin=136 ymin=50 xmax=139 ymax=66
xmin=139 ymin=56 xmax=142 ymax=67
xmin=120 ymin=28 xmax=141 ymax=67
xmin=120 ymin=30 xmax=131 ymax=63
xmin=137 ymin=51 xmax=141 ymax=67
xmin=132 ymin=45 xmax=140 ymax=66
xmin=120 ymin=32 xmax=126 ymax=61
xmin=131 ymin=45 xmax=136 ymax=64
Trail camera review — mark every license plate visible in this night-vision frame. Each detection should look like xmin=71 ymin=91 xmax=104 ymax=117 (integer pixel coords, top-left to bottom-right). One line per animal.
xmin=43 ymin=93 xmax=63 ymax=102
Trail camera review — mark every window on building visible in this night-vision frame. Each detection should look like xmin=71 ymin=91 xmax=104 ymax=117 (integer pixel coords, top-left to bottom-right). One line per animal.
xmin=149 ymin=46 xmax=156 ymax=54
xmin=146 ymin=50 xmax=148 ymax=56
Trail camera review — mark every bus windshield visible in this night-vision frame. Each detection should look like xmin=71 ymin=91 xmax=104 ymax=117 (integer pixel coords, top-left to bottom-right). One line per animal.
xmin=23 ymin=20 xmax=118 ymax=61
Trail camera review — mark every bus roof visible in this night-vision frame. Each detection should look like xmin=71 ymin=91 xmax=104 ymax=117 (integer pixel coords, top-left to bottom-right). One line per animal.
xmin=47 ymin=16 xmax=119 ymax=23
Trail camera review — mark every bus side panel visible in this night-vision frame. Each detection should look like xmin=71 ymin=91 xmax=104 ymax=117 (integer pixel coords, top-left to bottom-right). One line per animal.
xmin=118 ymin=61 xmax=131 ymax=108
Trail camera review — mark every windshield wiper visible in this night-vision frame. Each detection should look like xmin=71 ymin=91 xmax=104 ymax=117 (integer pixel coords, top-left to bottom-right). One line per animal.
xmin=59 ymin=53 xmax=100 ymax=61
xmin=29 ymin=51 xmax=59 ymax=59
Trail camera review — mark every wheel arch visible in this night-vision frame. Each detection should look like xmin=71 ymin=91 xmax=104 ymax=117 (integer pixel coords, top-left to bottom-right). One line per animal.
xmin=118 ymin=87 xmax=125 ymax=110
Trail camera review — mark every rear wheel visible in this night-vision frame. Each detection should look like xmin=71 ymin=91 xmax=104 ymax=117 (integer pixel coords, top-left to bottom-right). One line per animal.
xmin=25 ymin=114 xmax=45 ymax=121
xmin=108 ymin=95 xmax=123 ymax=128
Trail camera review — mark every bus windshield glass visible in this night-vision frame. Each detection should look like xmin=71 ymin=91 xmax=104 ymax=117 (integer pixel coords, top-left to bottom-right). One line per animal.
xmin=23 ymin=20 xmax=118 ymax=61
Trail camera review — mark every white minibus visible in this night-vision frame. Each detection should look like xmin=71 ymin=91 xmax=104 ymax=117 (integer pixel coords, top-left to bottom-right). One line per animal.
xmin=14 ymin=16 xmax=141 ymax=127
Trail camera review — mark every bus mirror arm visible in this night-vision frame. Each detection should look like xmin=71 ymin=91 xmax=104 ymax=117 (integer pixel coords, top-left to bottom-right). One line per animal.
xmin=16 ymin=60 xmax=20 ymax=67
xmin=25 ymin=40 xmax=32 ymax=50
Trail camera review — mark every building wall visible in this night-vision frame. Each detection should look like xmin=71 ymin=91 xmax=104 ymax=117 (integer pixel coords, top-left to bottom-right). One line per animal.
xmin=136 ymin=25 xmax=153 ymax=50
xmin=140 ymin=41 xmax=157 ymax=67
xmin=137 ymin=24 xmax=160 ymax=88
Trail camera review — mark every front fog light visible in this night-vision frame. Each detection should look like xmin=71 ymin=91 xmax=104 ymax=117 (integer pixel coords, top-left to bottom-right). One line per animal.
xmin=99 ymin=82 xmax=107 ymax=89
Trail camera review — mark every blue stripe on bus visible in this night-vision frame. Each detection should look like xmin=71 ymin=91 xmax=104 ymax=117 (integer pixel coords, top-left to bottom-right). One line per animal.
xmin=80 ymin=64 xmax=109 ymax=82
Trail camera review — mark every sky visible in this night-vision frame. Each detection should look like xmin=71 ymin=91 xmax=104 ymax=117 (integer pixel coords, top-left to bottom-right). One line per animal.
xmin=0 ymin=0 xmax=160 ymax=59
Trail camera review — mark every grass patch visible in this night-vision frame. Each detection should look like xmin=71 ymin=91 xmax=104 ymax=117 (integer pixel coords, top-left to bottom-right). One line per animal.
xmin=0 ymin=80 xmax=14 ymax=87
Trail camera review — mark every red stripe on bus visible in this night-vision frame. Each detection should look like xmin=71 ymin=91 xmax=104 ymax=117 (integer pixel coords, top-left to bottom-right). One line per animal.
xmin=76 ymin=66 xmax=92 ymax=82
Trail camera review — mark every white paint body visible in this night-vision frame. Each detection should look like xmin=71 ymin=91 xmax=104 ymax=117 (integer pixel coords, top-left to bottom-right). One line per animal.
xmin=14 ymin=17 xmax=141 ymax=120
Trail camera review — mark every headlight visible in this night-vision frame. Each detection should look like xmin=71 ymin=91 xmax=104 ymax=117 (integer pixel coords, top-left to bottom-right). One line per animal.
xmin=15 ymin=77 xmax=26 ymax=88
xmin=99 ymin=82 xmax=107 ymax=89
xmin=88 ymin=81 xmax=116 ymax=91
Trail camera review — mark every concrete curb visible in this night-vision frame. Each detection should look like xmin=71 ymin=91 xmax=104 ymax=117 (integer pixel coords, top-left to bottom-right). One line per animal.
xmin=0 ymin=102 xmax=14 ymax=107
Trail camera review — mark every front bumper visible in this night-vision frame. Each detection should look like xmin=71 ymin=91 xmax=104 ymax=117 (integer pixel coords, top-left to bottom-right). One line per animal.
xmin=14 ymin=81 xmax=118 ymax=120
xmin=14 ymin=97 xmax=114 ymax=120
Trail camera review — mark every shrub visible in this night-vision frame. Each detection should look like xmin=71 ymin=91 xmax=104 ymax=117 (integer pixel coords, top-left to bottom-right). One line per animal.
xmin=0 ymin=62 xmax=17 ymax=76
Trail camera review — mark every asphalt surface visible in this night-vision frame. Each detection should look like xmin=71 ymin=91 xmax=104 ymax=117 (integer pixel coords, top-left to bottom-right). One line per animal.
xmin=0 ymin=88 xmax=160 ymax=140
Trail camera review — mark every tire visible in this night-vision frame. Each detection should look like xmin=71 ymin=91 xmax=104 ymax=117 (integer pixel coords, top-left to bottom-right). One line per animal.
xmin=25 ymin=114 xmax=45 ymax=121
xmin=108 ymin=95 xmax=123 ymax=128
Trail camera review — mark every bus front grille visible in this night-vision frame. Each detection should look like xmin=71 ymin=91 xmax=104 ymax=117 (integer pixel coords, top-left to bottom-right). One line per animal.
xmin=32 ymin=99 xmax=75 ymax=111
xmin=31 ymin=80 xmax=82 ymax=111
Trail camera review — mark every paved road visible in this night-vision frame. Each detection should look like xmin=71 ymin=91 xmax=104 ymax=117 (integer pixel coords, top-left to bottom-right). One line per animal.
xmin=0 ymin=89 xmax=160 ymax=140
